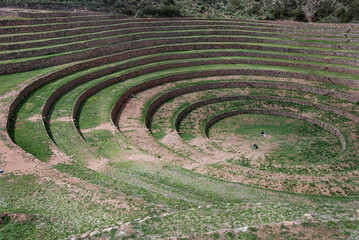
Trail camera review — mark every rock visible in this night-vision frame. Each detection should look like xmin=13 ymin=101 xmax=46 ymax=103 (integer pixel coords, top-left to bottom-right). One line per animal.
xmin=138 ymin=216 xmax=151 ymax=223
xmin=80 ymin=233 xmax=89 ymax=239
xmin=124 ymin=222 xmax=131 ymax=226
xmin=116 ymin=231 xmax=127 ymax=238
xmin=160 ymin=213 xmax=170 ymax=217
xmin=283 ymin=221 xmax=294 ymax=226
xmin=89 ymin=231 xmax=100 ymax=238
xmin=102 ymin=227 xmax=113 ymax=233
xmin=234 ymin=226 xmax=248 ymax=233
xmin=303 ymin=214 xmax=313 ymax=220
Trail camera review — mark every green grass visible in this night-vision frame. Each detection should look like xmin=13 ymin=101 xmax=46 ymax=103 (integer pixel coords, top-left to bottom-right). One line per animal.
xmin=11 ymin=65 xmax=110 ymax=161
xmin=51 ymin=161 xmax=359 ymax=238
xmin=0 ymin=174 xmax=145 ymax=239
xmin=3 ymin=32 xmax=359 ymax=66
xmin=78 ymin=61 xmax=359 ymax=130
xmin=2 ymin=25 xmax=355 ymax=48
xmin=0 ymin=65 xmax=64 ymax=96
xmin=49 ymin=122 xmax=99 ymax=165
xmin=210 ymin=114 xmax=341 ymax=164
xmin=3 ymin=16 xmax=359 ymax=239
xmin=13 ymin=121 xmax=53 ymax=161
xmin=5 ymin=49 xmax=354 ymax=161
xmin=4 ymin=27 xmax=359 ymax=55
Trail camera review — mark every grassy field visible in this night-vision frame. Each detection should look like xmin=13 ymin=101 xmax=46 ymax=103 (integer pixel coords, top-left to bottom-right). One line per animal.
xmin=1 ymin=9 xmax=359 ymax=239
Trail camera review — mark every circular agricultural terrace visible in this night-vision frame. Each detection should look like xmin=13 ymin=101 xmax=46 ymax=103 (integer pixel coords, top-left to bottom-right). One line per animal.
xmin=2 ymin=9 xmax=359 ymax=239
xmin=3 ymin=10 xmax=359 ymax=197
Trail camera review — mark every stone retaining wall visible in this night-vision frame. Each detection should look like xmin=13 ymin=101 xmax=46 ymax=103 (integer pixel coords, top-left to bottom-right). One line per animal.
xmin=3 ymin=38 xmax=359 ymax=75
xmin=0 ymin=14 xmax=123 ymax=27
xmin=2 ymin=16 xmax=358 ymax=35
xmin=0 ymin=3 xmax=89 ymax=15
xmin=8 ymin=44 xmax=359 ymax=136
xmin=142 ymin=84 xmax=359 ymax=131
xmin=8 ymin=62 xmax=357 ymax=138
xmin=3 ymin=24 xmax=358 ymax=51
xmin=1 ymin=20 xmax=357 ymax=44
xmin=174 ymin=95 xmax=359 ymax=132
xmin=108 ymin=70 xmax=359 ymax=128
xmin=3 ymin=31 xmax=358 ymax=61
xmin=44 ymin=52 xmax=359 ymax=120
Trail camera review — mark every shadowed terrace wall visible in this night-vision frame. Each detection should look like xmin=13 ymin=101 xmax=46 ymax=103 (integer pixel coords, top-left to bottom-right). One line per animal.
xmin=3 ymin=31 xmax=359 ymax=61
xmin=8 ymin=43 xmax=359 ymax=136
xmin=2 ymin=20 xmax=358 ymax=44
xmin=2 ymin=37 xmax=359 ymax=75
xmin=0 ymin=15 xmax=125 ymax=27
xmin=108 ymin=70 xmax=359 ymax=128
xmin=2 ymin=16 xmax=359 ymax=35
xmin=8 ymin=57 xmax=357 ymax=138
xmin=3 ymin=24 xmax=358 ymax=51
xmin=43 ymin=51 xmax=359 ymax=121
xmin=141 ymin=85 xmax=359 ymax=130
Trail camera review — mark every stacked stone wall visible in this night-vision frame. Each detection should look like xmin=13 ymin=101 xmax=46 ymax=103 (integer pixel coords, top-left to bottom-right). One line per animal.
xmin=3 ymin=38 xmax=359 ymax=75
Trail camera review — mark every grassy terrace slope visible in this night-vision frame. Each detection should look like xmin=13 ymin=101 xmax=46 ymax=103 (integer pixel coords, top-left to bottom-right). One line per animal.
xmin=1 ymin=8 xmax=359 ymax=239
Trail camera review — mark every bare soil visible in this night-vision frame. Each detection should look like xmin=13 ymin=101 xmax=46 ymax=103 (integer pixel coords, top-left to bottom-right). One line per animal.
xmin=0 ymin=212 xmax=33 ymax=224
xmin=81 ymin=122 xmax=118 ymax=134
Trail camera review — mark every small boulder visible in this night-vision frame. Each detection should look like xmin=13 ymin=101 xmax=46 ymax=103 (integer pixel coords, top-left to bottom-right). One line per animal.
xmin=234 ymin=226 xmax=248 ymax=233
xmin=89 ymin=231 xmax=100 ymax=238
xmin=102 ymin=227 xmax=114 ymax=233
xmin=116 ymin=231 xmax=127 ymax=238
xmin=303 ymin=214 xmax=314 ymax=221
xmin=283 ymin=221 xmax=294 ymax=226
xmin=80 ymin=233 xmax=89 ymax=239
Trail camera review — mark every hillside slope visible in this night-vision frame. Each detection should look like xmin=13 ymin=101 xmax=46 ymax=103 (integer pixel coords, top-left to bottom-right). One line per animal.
xmin=1 ymin=0 xmax=359 ymax=22
xmin=0 ymin=8 xmax=359 ymax=240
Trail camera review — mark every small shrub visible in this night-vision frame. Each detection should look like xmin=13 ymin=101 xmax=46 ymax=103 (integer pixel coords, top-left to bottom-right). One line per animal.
xmin=314 ymin=1 xmax=335 ymax=22
xmin=247 ymin=2 xmax=261 ymax=16
xmin=139 ymin=5 xmax=182 ymax=17
xmin=293 ymin=7 xmax=307 ymax=22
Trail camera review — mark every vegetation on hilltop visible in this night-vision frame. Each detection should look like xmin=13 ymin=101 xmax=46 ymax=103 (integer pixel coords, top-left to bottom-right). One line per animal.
xmin=1 ymin=0 xmax=359 ymax=22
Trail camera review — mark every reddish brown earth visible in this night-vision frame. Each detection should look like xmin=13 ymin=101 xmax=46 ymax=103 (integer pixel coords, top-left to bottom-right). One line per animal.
xmin=0 ymin=212 xmax=33 ymax=224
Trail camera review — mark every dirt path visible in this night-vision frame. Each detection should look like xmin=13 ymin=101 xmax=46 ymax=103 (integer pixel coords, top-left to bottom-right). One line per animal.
xmin=81 ymin=122 xmax=118 ymax=134
xmin=118 ymin=84 xmax=197 ymax=167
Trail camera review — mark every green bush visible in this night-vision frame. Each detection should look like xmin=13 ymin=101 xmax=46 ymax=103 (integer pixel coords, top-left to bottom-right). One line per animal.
xmin=138 ymin=5 xmax=182 ymax=17
xmin=269 ymin=0 xmax=306 ymax=22
xmin=247 ymin=2 xmax=261 ymax=16
xmin=230 ymin=0 xmax=244 ymax=9
xmin=293 ymin=6 xmax=307 ymax=21
xmin=336 ymin=8 xmax=352 ymax=22
xmin=347 ymin=1 xmax=359 ymax=21
xmin=314 ymin=1 xmax=335 ymax=21
xmin=1 ymin=0 xmax=359 ymax=22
